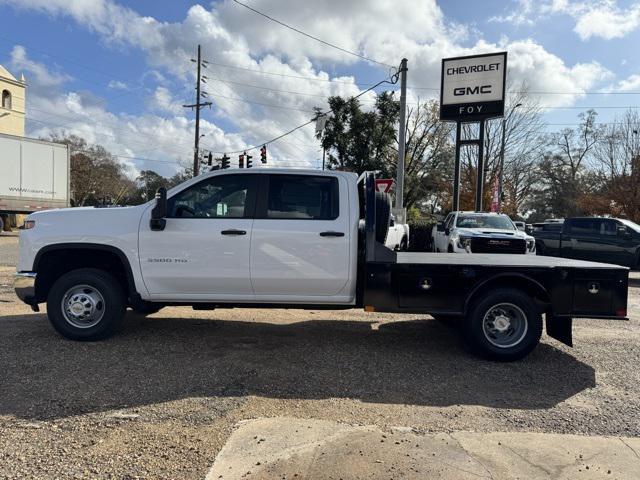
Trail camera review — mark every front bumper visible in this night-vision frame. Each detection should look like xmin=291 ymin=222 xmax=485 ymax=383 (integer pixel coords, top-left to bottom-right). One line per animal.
xmin=14 ymin=272 xmax=37 ymax=304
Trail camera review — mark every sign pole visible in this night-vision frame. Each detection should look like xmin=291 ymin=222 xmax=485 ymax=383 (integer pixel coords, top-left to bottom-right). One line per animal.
xmin=475 ymin=119 xmax=486 ymax=212
xmin=394 ymin=58 xmax=408 ymax=223
xmin=452 ymin=121 xmax=462 ymax=211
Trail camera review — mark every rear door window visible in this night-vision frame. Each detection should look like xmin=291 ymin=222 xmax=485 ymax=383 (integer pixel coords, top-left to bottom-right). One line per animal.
xmin=266 ymin=175 xmax=339 ymax=220
xmin=600 ymin=219 xmax=618 ymax=236
xmin=568 ymin=218 xmax=599 ymax=235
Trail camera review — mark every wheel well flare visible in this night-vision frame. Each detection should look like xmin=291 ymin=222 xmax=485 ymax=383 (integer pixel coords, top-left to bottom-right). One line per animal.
xmin=34 ymin=246 xmax=133 ymax=302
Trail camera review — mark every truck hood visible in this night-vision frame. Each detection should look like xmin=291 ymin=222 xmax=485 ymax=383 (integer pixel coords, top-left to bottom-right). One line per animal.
xmin=29 ymin=204 xmax=146 ymax=222
xmin=18 ymin=204 xmax=150 ymax=273
xmin=455 ymin=228 xmax=533 ymax=240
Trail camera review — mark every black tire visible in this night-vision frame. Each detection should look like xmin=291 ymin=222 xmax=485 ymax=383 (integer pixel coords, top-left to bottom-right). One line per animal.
xmin=447 ymin=244 xmax=454 ymax=253
xmin=46 ymin=268 xmax=126 ymax=341
xmin=0 ymin=215 xmax=4 ymax=234
xmin=374 ymin=191 xmax=391 ymax=244
xmin=399 ymin=236 xmax=408 ymax=251
xmin=462 ymin=288 xmax=542 ymax=361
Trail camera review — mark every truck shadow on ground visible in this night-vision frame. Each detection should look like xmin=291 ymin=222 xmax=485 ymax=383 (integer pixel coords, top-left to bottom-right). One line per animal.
xmin=0 ymin=312 xmax=595 ymax=420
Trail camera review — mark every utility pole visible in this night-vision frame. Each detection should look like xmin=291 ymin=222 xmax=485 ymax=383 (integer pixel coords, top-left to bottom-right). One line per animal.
xmin=183 ymin=44 xmax=212 ymax=177
xmin=395 ymin=58 xmax=408 ymax=223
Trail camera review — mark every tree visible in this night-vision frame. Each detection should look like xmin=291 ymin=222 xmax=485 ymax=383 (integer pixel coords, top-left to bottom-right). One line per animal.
xmin=591 ymin=109 xmax=640 ymax=221
xmin=318 ymin=94 xmax=455 ymax=211
xmin=132 ymin=170 xmax=169 ymax=204
xmin=458 ymin=85 xmax=547 ymax=214
xmin=393 ymin=99 xmax=455 ymax=212
xmin=527 ymin=110 xmax=603 ymax=219
xmin=46 ymin=134 xmax=134 ymax=206
xmin=317 ymin=92 xmax=399 ymax=175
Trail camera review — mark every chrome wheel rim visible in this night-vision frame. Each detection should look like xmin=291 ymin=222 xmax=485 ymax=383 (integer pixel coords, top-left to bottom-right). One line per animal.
xmin=482 ymin=302 xmax=528 ymax=348
xmin=61 ymin=284 xmax=105 ymax=328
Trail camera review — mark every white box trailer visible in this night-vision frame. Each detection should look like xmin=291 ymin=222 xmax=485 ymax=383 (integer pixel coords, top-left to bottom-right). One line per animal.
xmin=0 ymin=133 xmax=70 ymax=229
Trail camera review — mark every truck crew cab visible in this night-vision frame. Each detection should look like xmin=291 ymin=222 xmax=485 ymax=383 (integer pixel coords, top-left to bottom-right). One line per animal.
xmin=15 ymin=169 xmax=629 ymax=362
xmin=533 ymin=217 xmax=640 ymax=268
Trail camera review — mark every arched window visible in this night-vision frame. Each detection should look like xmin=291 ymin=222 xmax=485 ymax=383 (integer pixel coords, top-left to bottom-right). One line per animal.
xmin=2 ymin=90 xmax=11 ymax=110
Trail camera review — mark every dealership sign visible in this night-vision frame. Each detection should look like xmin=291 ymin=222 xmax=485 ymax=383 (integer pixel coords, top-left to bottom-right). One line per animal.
xmin=440 ymin=52 xmax=507 ymax=121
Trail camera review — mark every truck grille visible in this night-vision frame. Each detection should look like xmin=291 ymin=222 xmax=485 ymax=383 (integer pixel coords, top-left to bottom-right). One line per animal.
xmin=470 ymin=237 xmax=527 ymax=254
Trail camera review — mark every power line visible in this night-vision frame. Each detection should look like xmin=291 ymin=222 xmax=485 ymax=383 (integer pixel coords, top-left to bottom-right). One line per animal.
xmin=204 ymin=90 xmax=316 ymax=113
xmin=231 ymin=0 xmax=393 ymax=69
xmin=198 ymin=59 xmax=379 ymax=87
xmin=207 ymin=74 xmax=398 ymax=155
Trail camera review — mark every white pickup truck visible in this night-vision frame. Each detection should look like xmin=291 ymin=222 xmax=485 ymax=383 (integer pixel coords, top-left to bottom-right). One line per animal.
xmin=433 ymin=211 xmax=536 ymax=254
xmin=385 ymin=214 xmax=409 ymax=251
xmin=14 ymin=169 xmax=629 ymax=361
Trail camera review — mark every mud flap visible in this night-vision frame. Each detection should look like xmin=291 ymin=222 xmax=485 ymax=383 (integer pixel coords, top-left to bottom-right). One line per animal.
xmin=546 ymin=315 xmax=573 ymax=347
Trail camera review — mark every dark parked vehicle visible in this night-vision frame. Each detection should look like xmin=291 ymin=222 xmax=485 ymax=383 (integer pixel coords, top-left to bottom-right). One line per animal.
xmin=533 ymin=217 xmax=640 ymax=268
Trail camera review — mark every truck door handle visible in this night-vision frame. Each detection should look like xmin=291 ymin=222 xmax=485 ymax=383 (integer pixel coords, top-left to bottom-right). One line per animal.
xmin=221 ymin=229 xmax=246 ymax=235
xmin=319 ymin=231 xmax=344 ymax=237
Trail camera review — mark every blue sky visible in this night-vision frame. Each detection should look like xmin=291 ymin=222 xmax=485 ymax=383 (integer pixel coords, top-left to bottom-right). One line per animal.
xmin=1 ymin=0 xmax=639 ymax=177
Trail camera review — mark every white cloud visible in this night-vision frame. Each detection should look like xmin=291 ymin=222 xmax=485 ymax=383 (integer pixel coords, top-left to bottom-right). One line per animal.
xmin=148 ymin=86 xmax=183 ymax=115
xmin=9 ymin=45 xmax=71 ymax=90
xmin=611 ymin=73 xmax=640 ymax=92
xmin=1 ymin=0 xmax=622 ymax=175
xmin=107 ymin=80 xmax=128 ymax=90
xmin=571 ymin=1 xmax=640 ymax=40
xmin=489 ymin=0 xmax=536 ymax=26
xmin=496 ymin=0 xmax=640 ymax=40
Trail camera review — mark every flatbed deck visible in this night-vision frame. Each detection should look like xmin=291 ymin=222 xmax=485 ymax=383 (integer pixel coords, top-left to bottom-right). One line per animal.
xmin=395 ymin=252 xmax=628 ymax=270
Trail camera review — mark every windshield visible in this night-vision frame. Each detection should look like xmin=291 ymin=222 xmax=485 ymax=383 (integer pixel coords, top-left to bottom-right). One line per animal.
xmin=456 ymin=214 xmax=515 ymax=230
xmin=619 ymin=219 xmax=640 ymax=233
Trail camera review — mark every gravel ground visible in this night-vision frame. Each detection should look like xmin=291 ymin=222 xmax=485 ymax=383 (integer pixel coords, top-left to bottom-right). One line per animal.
xmin=0 ymin=232 xmax=19 ymax=267
xmin=1 ymin=235 xmax=640 ymax=479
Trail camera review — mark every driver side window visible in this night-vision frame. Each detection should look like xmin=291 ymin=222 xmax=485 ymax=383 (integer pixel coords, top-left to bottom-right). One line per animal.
xmin=167 ymin=174 xmax=253 ymax=218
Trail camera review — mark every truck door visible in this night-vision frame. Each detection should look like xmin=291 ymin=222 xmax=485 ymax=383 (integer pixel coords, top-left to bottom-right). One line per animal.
xmin=562 ymin=218 xmax=601 ymax=262
xmin=139 ymin=174 xmax=258 ymax=298
xmin=599 ymin=219 xmax=635 ymax=266
xmin=250 ymin=174 xmax=350 ymax=298
xmin=435 ymin=213 xmax=453 ymax=252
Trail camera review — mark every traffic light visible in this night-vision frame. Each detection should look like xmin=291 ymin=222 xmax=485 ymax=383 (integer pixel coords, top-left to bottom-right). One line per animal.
xmin=207 ymin=152 xmax=212 ymax=166
xmin=246 ymin=151 xmax=253 ymax=169
xmin=260 ymin=144 xmax=267 ymax=164
xmin=239 ymin=153 xmax=245 ymax=168
xmin=221 ymin=154 xmax=230 ymax=169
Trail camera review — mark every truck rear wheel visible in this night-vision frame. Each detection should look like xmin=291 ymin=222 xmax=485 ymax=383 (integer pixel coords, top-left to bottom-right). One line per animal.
xmin=462 ymin=288 xmax=542 ymax=361
xmin=46 ymin=268 xmax=126 ymax=341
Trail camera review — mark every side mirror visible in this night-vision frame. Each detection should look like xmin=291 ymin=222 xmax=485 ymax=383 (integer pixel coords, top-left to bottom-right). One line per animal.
xmin=445 ymin=227 xmax=450 ymax=236
xmin=436 ymin=221 xmax=444 ymax=232
xmin=390 ymin=217 xmax=395 ymax=227
xmin=150 ymin=187 xmax=167 ymax=231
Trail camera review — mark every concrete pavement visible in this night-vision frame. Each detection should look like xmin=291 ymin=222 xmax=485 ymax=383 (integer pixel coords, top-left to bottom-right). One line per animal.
xmin=207 ymin=417 xmax=640 ymax=479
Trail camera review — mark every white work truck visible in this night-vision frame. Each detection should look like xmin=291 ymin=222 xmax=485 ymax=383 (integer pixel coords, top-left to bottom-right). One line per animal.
xmin=433 ymin=211 xmax=535 ymax=254
xmin=385 ymin=214 xmax=409 ymax=251
xmin=15 ymin=169 xmax=629 ymax=361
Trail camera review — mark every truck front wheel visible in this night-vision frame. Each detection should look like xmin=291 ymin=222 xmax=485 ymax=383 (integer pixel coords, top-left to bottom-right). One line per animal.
xmin=46 ymin=268 xmax=126 ymax=341
xmin=462 ymin=288 xmax=542 ymax=361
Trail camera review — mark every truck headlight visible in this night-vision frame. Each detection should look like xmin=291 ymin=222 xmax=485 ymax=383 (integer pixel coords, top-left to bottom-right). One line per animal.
xmin=457 ymin=236 xmax=472 ymax=250
xmin=22 ymin=220 xmax=36 ymax=230
xmin=526 ymin=239 xmax=535 ymax=252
